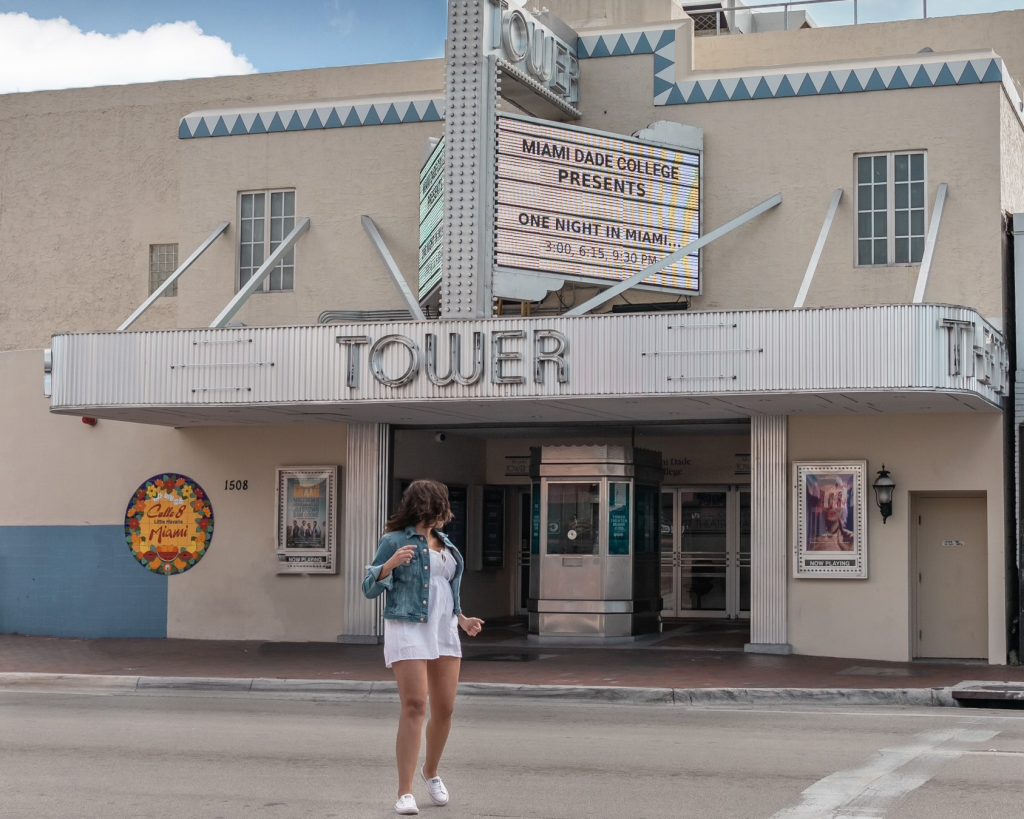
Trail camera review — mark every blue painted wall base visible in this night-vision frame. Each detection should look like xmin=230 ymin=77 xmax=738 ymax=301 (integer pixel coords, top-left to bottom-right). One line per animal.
xmin=0 ymin=526 xmax=167 ymax=638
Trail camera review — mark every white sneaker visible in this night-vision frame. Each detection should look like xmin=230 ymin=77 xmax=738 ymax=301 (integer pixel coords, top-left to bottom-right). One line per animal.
xmin=395 ymin=793 xmax=419 ymax=815
xmin=420 ymin=768 xmax=449 ymax=806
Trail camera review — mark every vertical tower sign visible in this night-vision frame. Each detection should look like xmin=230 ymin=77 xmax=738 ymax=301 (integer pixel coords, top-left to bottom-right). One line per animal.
xmin=419 ymin=138 xmax=445 ymax=299
xmin=441 ymin=0 xmax=580 ymax=318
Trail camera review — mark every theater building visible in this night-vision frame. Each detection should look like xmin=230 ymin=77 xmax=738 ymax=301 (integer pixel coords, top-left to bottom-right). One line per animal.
xmin=1 ymin=0 xmax=1022 ymax=664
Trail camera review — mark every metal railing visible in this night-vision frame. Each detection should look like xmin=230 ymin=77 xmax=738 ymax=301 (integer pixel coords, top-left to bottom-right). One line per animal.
xmin=690 ymin=0 xmax=934 ymax=35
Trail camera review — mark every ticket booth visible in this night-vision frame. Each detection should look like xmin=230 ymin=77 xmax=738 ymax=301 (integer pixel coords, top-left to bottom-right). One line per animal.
xmin=528 ymin=445 xmax=663 ymax=638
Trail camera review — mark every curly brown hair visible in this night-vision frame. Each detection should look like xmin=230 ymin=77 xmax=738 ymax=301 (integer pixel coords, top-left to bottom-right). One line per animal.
xmin=385 ymin=479 xmax=454 ymax=532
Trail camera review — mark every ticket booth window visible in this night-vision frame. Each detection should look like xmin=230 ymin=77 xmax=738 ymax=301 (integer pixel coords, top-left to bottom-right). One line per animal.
xmin=546 ymin=483 xmax=599 ymax=555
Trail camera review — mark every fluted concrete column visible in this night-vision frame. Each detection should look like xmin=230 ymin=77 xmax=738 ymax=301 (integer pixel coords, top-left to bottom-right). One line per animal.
xmin=338 ymin=422 xmax=391 ymax=643
xmin=746 ymin=415 xmax=792 ymax=654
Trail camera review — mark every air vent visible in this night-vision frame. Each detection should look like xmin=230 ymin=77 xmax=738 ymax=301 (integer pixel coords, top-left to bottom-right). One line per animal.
xmin=318 ymin=309 xmax=414 ymax=324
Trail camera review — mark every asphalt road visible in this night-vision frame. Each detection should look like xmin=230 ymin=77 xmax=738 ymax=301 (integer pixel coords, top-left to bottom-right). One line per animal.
xmin=1 ymin=689 xmax=1022 ymax=818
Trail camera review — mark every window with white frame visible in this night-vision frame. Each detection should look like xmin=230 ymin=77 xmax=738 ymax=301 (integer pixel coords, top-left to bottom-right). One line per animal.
xmin=856 ymin=152 xmax=926 ymax=266
xmin=239 ymin=189 xmax=295 ymax=291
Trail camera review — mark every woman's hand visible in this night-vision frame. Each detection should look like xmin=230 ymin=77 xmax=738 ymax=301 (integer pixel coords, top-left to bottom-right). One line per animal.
xmin=383 ymin=545 xmax=417 ymax=575
xmin=458 ymin=614 xmax=485 ymax=637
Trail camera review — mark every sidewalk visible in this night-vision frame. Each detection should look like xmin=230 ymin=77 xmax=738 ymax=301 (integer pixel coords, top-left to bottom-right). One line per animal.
xmin=2 ymin=620 xmax=1023 ymax=705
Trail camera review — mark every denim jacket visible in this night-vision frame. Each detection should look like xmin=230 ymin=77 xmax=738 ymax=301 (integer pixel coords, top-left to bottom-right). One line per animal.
xmin=361 ymin=527 xmax=464 ymax=623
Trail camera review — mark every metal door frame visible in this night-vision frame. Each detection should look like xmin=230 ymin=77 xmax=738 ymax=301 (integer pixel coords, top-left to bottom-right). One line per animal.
xmin=513 ymin=486 xmax=531 ymax=615
xmin=661 ymin=486 xmax=749 ymax=620
xmin=734 ymin=487 xmax=751 ymax=621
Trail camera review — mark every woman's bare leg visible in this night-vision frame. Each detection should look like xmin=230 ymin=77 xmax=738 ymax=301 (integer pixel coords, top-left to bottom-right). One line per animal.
xmin=393 ymin=659 xmax=429 ymax=796
xmin=423 ymin=656 xmax=461 ymax=778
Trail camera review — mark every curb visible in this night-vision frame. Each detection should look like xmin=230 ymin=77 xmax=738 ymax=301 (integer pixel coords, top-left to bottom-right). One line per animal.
xmin=0 ymin=672 xmax=958 ymax=707
xmin=675 ymin=686 xmax=957 ymax=707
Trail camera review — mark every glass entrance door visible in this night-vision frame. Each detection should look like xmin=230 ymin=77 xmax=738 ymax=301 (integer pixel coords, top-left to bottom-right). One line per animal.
xmin=660 ymin=487 xmax=749 ymax=619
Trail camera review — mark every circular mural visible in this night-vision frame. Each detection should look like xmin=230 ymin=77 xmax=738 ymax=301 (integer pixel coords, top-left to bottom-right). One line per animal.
xmin=125 ymin=473 xmax=213 ymax=575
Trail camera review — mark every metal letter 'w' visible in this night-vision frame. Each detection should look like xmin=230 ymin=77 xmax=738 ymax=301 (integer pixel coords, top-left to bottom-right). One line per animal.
xmin=425 ymin=332 xmax=485 ymax=386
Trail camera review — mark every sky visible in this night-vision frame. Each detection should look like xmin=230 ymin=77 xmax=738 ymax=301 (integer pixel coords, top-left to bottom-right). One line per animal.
xmin=0 ymin=0 xmax=1023 ymax=94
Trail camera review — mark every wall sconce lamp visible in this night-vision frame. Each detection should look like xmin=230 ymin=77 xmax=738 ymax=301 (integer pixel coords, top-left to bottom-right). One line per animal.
xmin=872 ymin=465 xmax=895 ymax=524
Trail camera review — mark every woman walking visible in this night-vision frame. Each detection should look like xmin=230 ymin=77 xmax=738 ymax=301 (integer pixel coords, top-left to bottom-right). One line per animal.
xmin=363 ymin=480 xmax=485 ymax=815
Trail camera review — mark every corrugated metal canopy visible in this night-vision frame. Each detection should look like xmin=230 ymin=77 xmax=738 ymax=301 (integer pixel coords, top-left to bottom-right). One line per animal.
xmin=49 ymin=305 xmax=1006 ymax=427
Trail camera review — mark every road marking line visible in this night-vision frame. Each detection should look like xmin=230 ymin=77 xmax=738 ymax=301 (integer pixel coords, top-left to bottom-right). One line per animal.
xmin=770 ymin=728 xmax=998 ymax=818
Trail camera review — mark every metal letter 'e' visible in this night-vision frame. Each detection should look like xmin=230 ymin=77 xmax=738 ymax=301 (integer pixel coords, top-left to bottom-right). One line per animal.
xmin=492 ymin=330 xmax=527 ymax=385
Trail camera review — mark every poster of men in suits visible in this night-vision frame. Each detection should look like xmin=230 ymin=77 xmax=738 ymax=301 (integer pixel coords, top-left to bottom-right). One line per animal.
xmin=276 ymin=466 xmax=338 ymax=574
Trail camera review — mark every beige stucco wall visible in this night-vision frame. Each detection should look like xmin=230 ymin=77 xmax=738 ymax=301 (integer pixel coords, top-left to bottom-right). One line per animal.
xmin=574 ymin=54 xmax=1004 ymax=317
xmin=0 ymin=348 xmax=355 ymax=641
xmin=788 ymin=413 xmax=1006 ymax=664
xmin=0 ymin=60 xmax=444 ymax=351
xmin=2 ymin=11 xmax=1017 ymax=346
xmin=174 ymin=117 xmax=443 ymax=330
xmin=544 ymin=3 xmax=1024 ymax=99
xmin=1000 ymin=93 xmax=1024 ymax=214
xmin=690 ymin=10 xmax=1024 ymax=98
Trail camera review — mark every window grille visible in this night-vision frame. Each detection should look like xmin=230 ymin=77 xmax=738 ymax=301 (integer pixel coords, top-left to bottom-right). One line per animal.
xmin=149 ymin=243 xmax=179 ymax=296
xmin=239 ymin=189 xmax=296 ymax=291
xmin=856 ymin=152 xmax=926 ymax=266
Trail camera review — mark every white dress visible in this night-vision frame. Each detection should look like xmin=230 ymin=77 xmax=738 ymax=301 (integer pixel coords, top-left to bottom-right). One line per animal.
xmin=383 ymin=547 xmax=462 ymax=669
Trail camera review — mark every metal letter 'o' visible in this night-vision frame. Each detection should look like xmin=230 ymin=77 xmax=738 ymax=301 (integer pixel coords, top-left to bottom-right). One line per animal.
xmin=369 ymin=334 xmax=420 ymax=387
xmin=502 ymin=9 xmax=529 ymax=63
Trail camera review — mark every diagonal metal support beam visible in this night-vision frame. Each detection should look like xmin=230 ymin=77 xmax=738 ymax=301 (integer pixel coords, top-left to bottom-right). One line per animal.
xmin=913 ymin=183 xmax=948 ymax=304
xmin=361 ymin=215 xmax=426 ymax=321
xmin=210 ymin=217 xmax=310 ymax=328
xmin=117 ymin=222 xmax=229 ymax=331
xmin=793 ymin=189 xmax=843 ymax=309
xmin=566 ymin=194 xmax=783 ymax=316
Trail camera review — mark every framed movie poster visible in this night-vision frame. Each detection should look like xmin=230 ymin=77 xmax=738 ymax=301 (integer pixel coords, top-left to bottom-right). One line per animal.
xmin=793 ymin=461 xmax=867 ymax=579
xmin=276 ymin=466 xmax=339 ymax=574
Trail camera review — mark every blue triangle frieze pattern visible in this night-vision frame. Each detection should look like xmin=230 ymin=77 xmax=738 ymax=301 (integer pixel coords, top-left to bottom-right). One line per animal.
xmin=179 ymin=29 xmax=1007 ymax=138
xmin=660 ymin=56 xmax=1003 ymax=106
xmin=179 ymin=96 xmax=447 ymax=139
xmin=577 ymin=27 xmax=1004 ymax=107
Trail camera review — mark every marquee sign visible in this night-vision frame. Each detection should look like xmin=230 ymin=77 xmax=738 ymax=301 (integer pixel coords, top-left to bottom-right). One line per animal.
xmin=125 ymin=473 xmax=213 ymax=575
xmin=495 ymin=114 xmax=702 ymax=292
xmin=419 ymin=138 xmax=445 ymax=299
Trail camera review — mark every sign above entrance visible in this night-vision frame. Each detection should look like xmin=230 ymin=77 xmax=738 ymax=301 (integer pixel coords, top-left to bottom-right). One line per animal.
xmin=337 ymin=328 xmax=569 ymax=390
xmin=49 ymin=306 xmax=1007 ymax=421
xmin=495 ymin=114 xmax=702 ymax=292
xmin=485 ymin=0 xmax=580 ymax=111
